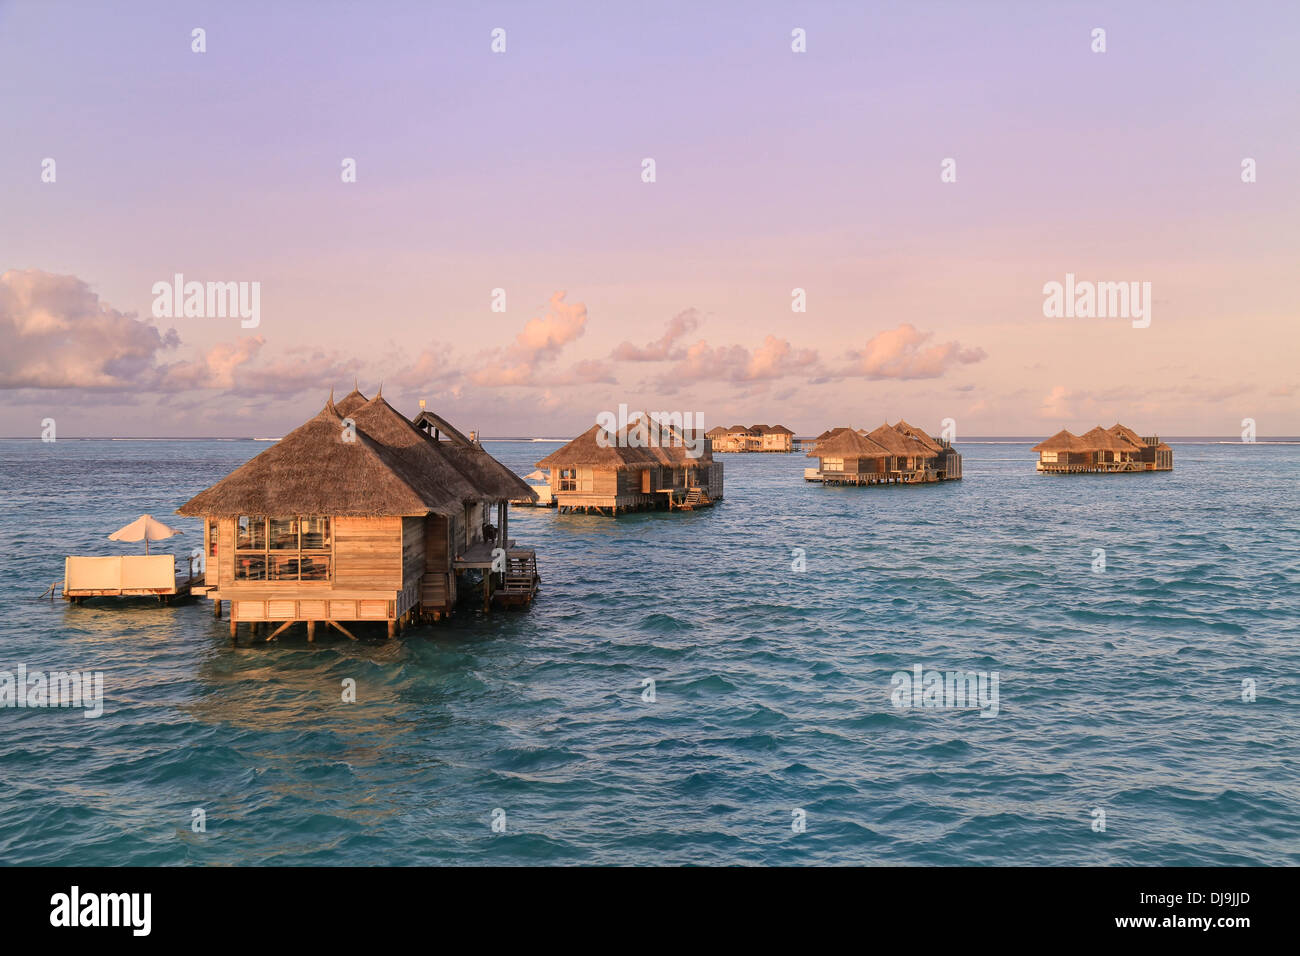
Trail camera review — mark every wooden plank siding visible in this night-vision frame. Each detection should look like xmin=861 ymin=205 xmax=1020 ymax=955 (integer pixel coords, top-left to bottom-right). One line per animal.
xmin=217 ymin=517 xmax=236 ymax=588
xmin=401 ymin=517 xmax=425 ymax=584
xmin=333 ymin=516 xmax=403 ymax=590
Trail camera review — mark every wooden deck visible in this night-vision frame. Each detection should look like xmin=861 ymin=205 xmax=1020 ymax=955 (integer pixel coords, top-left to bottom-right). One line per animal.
xmin=1036 ymin=461 xmax=1167 ymax=474
xmin=556 ymin=486 xmax=718 ymax=515
xmin=453 ymin=538 xmax=516 ymax=569
xmin=804 ymin=469 xmax=956 ymax=485
xmin=453 ymin=541 xmax=541 ymax=611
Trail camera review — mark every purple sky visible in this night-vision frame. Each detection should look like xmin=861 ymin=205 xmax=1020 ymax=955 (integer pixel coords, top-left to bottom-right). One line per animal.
xmin=2 ymin=0 xmax=1297 ymax=437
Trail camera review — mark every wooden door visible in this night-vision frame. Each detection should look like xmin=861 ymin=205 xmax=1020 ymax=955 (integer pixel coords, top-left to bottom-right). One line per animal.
xmin=425 ymin=515 xmax=449 ymax=573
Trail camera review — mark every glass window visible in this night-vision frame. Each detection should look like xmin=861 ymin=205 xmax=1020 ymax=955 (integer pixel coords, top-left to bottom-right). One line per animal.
xmin=269 ymin=554 xmax=299 ymax=581
xmin=232 ymin=516 xmax=331 ymax=582
xmin=207 ymin=520 xmax=218 ymax=557
xmin=268 ymin=517 xmax=299 ymax=550
xmin=299 ymin=555 xmax=330 ymax=581
xmin=237 ymin=516 xmax=266 ymax=550
xmin=559 ymin=468 xmax=576 ymax=491
xmin=235 ymin=554 xmax=266 ymax=581
xmin=300 ymin=516 xmax=330 ymax=549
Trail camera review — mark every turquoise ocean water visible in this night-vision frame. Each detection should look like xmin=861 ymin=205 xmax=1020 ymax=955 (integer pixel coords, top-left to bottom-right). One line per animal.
xmin=0 ymin=439 xmax=1296 ymax=865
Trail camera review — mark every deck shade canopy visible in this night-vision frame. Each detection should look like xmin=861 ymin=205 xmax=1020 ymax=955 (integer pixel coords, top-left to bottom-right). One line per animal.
xmin=108 ymin=514 xmax=184 ymax=554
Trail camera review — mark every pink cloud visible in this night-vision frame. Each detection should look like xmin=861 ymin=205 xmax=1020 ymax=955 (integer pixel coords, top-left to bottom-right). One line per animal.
xmin=847 ymin=323 xmax=986 ymax=380
xmin=1039 ymin=385 xmax=1074 ymax=419
xmin=470 ymin=291 xmax=589 ymax=386
xmin=160 ymin=337 xmax=265 ymax=390
xmin=660 ymin=334 xmax=820 ymax=386
xmin=0 ymin=269 xmax=179 ymax=389
xmin=612 ymin=308 xmax=701 ymax=361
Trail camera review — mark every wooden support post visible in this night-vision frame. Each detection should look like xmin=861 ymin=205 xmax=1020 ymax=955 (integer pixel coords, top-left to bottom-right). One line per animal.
xmin=229 ymin=618 xmax=237 ymax=641
xmin=327 ymin=620 xmax=358 ymax=641
xmin=265 ymin=620 xmax=293 ymax=642
xmin=387 ymin=618 xmax=397 ymax=639
xmin=306 ymin=620 xmax=316 ymax=641
xmin=483 ymin=573 xmax=492 ymax=612
xmin=213 ymin=599 xmax=222 ymax=619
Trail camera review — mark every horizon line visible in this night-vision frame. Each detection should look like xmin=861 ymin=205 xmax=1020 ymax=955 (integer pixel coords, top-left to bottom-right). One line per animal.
xmin=4 ymin=435 xmax=1299 ymax=444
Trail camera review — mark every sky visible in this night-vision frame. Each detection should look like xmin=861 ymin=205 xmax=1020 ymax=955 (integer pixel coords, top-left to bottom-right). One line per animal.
xmin=1 ymin=0 xmax=1297 ymax=438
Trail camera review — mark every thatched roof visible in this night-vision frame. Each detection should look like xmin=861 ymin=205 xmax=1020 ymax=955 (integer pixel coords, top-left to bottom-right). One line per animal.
xmin=410 ymin=409 xmax=537 ymax=502
xmin=536 ymin=415 xmax=712 ymax=470
xmin=1079 ymin=426 xmax=1138 ymax=452
xmin=1107 ymin=423 xmax=1143 ymax=448
xmin=178 ymin=391 xmax=535 ymax=516
xmin=441 ymin=442 xmax=536 ymax=501
xmin=1106 ymin=423 xmax=1170 ymax=452
xmin=178 ymin=402 xmax=457 ymax=517
xmin=1031 ymin=429 xmax=1084 ymax=453
xmin=814 ymin=426 xmax=853 ymax=442
xmin=865 ymin=423 xmax=935 ymax=458
xmin=348 ymin=394 xmax=484 ymax=504
xmin=1036 ymin=424 xmax=1169 ymax=454
xmin=806 ymin=428 xmax=890 ymax=459
xmin=893 ymin=420 xmax=945 ymax=453
xmin=1102 ymin=429 xmax=1164 ymax=455
xmin=536 ymin=424 xmax=659 ymax=470
xmin=705 ymin=426 xmax=729 ymax=437
xmin=335 ymin=387 xmax=369 ymax=417
xmin=762 ymin=424 xmax=795 ymax=435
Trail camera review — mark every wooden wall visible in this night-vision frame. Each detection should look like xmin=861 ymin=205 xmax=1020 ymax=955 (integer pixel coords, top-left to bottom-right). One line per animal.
xmin=216 ymin=517 xmax=235 ymax=587
xmin=333 ymin=516 xmax=403 ymax=590
xmin=401 ymin=517 xmax=425 ymax=587
xmin=594 ymin=469 xmax=618 ymax=495
xmin=708 ymin=460 xmax=724 ymax=499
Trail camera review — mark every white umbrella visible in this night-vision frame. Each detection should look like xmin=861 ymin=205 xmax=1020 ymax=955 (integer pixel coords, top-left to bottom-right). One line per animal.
xmin=108 ymin=514 xmax=184 ymax=555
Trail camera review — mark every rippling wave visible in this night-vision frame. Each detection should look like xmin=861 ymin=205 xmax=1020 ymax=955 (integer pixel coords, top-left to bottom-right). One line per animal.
xmin=0 ymin=439 xmax=1296 ymax=865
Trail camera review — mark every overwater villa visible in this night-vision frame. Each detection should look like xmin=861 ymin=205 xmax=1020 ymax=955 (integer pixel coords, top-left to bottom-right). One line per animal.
xmin=1032 ymin=423 xmax=1173 ymax=474
xmin=176 ymin=388 xmax=540 ymax=641
xmin=705 ymin=423 xmax=795 ymax=453
xmin=536 ymin=413 xmax=723 ymax=514
xmin=804 ymin=421 xmax=962 ymax=485
xmin=752 ymin=424 xmax=795 ymax=452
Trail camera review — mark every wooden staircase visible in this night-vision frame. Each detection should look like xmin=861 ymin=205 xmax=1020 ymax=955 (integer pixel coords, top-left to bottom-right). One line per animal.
xmin=496 ymin=549 xmax=540 ymax=606
xmin=681 ymin=487 xmax=710 ymax=510
xmin=420 ymin=571 xmax=450 ymax=613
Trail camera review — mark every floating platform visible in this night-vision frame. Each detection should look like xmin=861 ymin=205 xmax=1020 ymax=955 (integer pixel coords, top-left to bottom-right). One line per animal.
xmin=61 ymin=555 xmax=202 ymax=604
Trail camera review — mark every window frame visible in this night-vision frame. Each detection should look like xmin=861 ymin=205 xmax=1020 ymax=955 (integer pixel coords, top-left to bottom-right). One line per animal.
xmin=234 ymin=515 xmax=333 ymax=583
